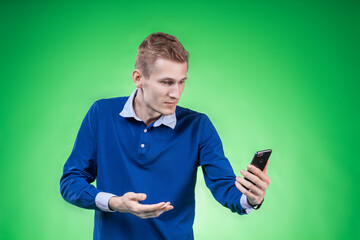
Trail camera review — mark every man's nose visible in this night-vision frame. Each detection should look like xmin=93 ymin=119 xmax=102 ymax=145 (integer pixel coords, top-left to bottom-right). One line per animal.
xmin=169 ymin=84 xmax=180 ymax=99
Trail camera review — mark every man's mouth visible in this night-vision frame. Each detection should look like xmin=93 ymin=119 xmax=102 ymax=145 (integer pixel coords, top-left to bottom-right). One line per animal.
xmin=164 ymin=102 xmax=177 ymax=106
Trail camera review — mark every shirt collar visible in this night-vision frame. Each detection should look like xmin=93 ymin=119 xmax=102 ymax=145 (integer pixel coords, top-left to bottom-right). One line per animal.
xmin=119 ymin=89 xmax=177 ymax=129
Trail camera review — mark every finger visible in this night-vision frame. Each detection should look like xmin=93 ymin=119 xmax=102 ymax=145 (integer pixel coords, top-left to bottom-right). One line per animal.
xmin=140 ymin=209 xmax=167 ymax=219
xmin=155 ymin=206 xmax=173 ymax=216
xmin=136 ymin=202 xmax=167 ymax=213
xmin=137 ymin=204 xmax=174 ymax=219
xmin=247 ymin=165 xmax=270 ymax=184
xmin=158 ymin=202 xmax=174 ymax=211
xmin=137 ymin=211 xmax=160 ymax=219
xmin=155 ymin=210 xmax=166 ymax=217
xmin=247 ymin=164 xmax=263 ymax=176
xmin=236 ymin=176 xmax=262 ymax=195
xmin=148 ymin=210 xmax=165 ymax=218
xmin=241 ymin=171 xmax=268 ymax=191
xmin=153 ymin=204 xmax=174 ymax=217
xmin=261 ymin=162 xmax=271 ymax=185
xmin=240 ymin=169 xmax=266 ymax=190
xmin=235 ymin=180 xmax=257 ymax=199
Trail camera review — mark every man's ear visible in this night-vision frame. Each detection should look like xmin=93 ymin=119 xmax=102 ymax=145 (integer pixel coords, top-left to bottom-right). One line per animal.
xmin=132 ymin=69 xmax=143 ymax=88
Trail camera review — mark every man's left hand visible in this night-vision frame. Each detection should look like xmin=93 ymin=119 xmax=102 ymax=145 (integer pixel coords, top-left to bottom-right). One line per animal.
xmin=235 ymin=161 xmax=271 ymax=206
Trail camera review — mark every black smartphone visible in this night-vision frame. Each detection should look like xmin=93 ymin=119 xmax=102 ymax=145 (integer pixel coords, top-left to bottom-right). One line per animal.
xmin=243 ymin=149 xmax=272 ymax=189
xmin=250 ymin=149 xmax=272 ymax=171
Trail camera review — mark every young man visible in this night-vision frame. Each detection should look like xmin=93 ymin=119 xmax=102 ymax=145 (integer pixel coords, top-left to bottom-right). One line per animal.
xmin=60 ymin=32 xmax=270 ymax=239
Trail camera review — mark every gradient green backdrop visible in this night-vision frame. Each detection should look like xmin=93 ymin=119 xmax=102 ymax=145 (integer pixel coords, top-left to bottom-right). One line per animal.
xmin=1 ymin=1 xmax=359 ymax=239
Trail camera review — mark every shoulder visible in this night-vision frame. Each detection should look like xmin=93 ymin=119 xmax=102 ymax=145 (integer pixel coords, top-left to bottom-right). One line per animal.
xmin=176 ymin=106 xmax=212 ymax=126
xmin=176 ymin=105 xmax=204 ymax=119
xmin=175 ymin=106 xmax=219 ymax=141
xmin=90 ymin=96 xmax=129 ymax=112
xmin=94 ymin=96 xmax=128 ymax=107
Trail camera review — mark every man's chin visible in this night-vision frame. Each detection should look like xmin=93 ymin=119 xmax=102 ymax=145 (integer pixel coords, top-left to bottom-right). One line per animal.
xmin=161 ymin=107 xmax=176 ymax=115
xmin=162 ymin=111 xmax=175 ymax=116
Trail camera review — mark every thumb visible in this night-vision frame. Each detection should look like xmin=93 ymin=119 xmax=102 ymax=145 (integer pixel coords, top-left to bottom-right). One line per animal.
xmin=134 ymin=193 xmax=147 ymax=201
xmin=263 ymin=160 xmax=269 ymax=175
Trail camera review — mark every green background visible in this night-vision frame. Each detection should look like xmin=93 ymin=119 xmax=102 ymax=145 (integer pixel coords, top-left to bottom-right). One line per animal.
xmin=1 ymin=0 xmax=359 ymax=239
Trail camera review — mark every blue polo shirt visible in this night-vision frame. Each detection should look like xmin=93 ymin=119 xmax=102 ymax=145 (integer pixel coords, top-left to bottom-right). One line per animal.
xmin=60 ymin=89 xmax=249 ymax=240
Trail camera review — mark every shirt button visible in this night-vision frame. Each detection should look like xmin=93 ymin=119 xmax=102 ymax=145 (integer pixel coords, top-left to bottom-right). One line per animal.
xmin=144 ymin=129 xmax=147 ymax=133
xmin=141 ymin=144 xmax=145 ymax=148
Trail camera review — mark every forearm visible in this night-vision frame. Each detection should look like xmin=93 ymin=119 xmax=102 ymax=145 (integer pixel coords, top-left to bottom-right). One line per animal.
xmin=60 ymin=101 xmax=101 ymax=210
xmin=60 ymin=170 xmax=101 ymax=210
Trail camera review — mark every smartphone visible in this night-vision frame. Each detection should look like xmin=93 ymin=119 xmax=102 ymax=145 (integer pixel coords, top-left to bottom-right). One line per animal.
xmin=250 ymin=149 xmax=272 ymax=171
xmin=243 ymin=149 xmax=272 ymax=189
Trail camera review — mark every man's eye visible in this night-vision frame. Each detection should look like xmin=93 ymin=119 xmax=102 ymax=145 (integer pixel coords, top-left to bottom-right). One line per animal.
xmin=162 ymin=81 xmax=171 ymax=85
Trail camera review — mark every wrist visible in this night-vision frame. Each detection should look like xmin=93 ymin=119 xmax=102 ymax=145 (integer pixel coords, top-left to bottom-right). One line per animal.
xmin=109 ymin=196 xmax=122 ymax=212
xmin=247 ymin=198 xmax=264 ymax=210
xmin=246 ymin=198 xmax=256 ymax=207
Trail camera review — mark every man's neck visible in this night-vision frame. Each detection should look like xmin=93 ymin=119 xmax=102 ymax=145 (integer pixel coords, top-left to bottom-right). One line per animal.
xmin=133 ymin=90 xmax=162 ymax=126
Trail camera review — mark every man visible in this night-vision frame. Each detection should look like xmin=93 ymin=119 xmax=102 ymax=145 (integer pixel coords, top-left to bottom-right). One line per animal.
xmin=60 ymin=32 xmax=271 ymax=239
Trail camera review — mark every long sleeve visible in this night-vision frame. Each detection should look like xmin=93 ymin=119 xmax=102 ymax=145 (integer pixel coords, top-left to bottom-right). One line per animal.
xmin=198 ymin=114 xmax=247 ymax=215
xmin=60 ymin=102 xmax=101 ymax=210
xmin=95 ymin=192 xmax=116 ymax=212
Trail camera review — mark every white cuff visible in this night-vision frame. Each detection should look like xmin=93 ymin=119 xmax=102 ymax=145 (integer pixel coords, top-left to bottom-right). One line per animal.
xmin=95 ymin=192 xmax=117 ymax=212
xmin=240 ymin=194 xmax=253 ymax=214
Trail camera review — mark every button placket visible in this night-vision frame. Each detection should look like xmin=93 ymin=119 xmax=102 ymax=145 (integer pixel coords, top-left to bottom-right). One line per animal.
xmin=138 ymin=127 xmax=150 ymax=158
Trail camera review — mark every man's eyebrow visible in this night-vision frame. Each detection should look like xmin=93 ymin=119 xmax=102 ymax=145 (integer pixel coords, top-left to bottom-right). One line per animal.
xmin=158 ymin=77 xmax=187 ymax=81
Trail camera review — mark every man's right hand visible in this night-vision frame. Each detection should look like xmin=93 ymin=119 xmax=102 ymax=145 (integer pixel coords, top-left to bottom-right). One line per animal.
xmin=108 ymin=192 xmax=174 ymax=219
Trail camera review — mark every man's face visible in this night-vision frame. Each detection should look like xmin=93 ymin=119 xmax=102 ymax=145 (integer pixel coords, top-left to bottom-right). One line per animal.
xmin=140 ymin=58 xmax=188 ymax=116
